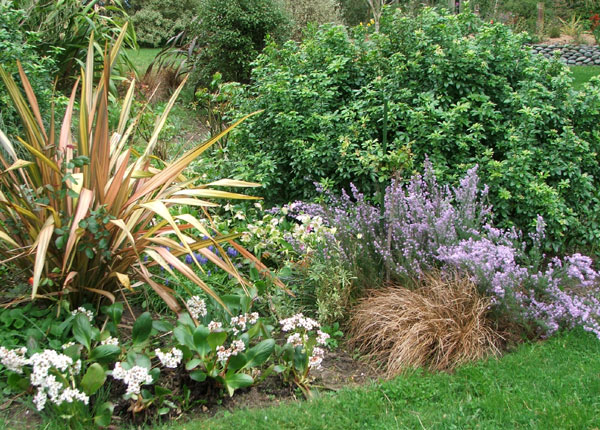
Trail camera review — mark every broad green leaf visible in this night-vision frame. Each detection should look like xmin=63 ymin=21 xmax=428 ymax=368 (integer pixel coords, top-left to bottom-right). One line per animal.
xmin=243 ymin=339 xmax=275 ymax=369
xmin=193 ymin=326 xmax=211 ymax=356
xmin=89 ymin=344 xmax=121 ymax=364
xmin=81 ymin=363 xmax=106 ymax=395
xmin=73 ymin=313 xmax=93 ymax=351
xmin=94 ymin=402 xmax=114 ymax=427
xmin=189 ymin=370 xmax=207 ymax=382
xmin=207 ymin=331 xmax=227 ymax=350
xmin=132 ymin=312 xmax=152 ymax=345
xmin=224 ymin=372 xmax=253 ymax=397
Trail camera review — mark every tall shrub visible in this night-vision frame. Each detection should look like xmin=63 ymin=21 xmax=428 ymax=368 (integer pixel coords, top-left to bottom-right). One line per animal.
xmin=228 ymin=7 xmax=600 ymax=253
xmin=187 ymin=0 xmax=290 ymax=87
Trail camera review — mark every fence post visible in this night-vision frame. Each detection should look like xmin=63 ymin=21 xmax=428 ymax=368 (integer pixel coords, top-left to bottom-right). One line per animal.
xmin=537 ymin=2 xmax=545 ymax=35
xmin=448 ymin=0 xmax=455 ymax=13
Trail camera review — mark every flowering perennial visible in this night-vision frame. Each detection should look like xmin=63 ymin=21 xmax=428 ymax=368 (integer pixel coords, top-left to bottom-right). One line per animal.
xmin=187 ymin=296 xmax=207 ymax=320
xmin=230 ymin=312 xmax=259 ymax=335
xmin=155 ymin=347 xmax=183 ymax=368
xmin=112 ymin=363 xmax=153 ymax=395
xmin=71 ymin=307 xmax=94 ymax=322
xmin=288 ymin=162 xmax=600 ymax=339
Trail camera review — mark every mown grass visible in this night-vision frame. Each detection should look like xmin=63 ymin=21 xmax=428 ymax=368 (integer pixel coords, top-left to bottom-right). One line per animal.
xmin=570 ymin=65 xmax=600 ymax=89
xmin=163 ymin=329 xmax=600 ymax=430
xmin=126 ymin=48 xmax=162 ymax=74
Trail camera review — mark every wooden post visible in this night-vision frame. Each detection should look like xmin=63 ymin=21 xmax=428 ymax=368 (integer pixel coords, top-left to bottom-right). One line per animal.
xmin=537 ymin=2 xmax=545 ymax=35
xmin=474 ymin=4 xmax=480 ymax=16
xmin=448 ymin=0 xmax=455 ymax=13
xmin=459 ymin=0 xmax=464 ymax=13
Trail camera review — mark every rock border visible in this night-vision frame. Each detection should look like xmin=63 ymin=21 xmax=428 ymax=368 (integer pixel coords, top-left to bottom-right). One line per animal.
xmin=529 ymin=44 xmax=600 ymax=65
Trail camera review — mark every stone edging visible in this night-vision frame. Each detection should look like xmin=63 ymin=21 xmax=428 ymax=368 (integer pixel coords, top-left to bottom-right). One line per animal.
xmin=529 ymin=44 xmax=600 ymax=65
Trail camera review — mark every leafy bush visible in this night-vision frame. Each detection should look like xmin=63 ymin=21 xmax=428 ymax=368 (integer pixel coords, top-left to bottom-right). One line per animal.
xmin=131 ymin=0 xmax=201 ymax=47
xmin=0 ymin=3 xmax=56 ymax=140
xmin=229 ymin=7 xmax=600 ymax=253
xmin=186 ymin=0 xmax=291 ymax=87
xmin=12 ymin=0 xmax=136 ymax=86
xmin=0 ymin=30 xmax=261 ymax=312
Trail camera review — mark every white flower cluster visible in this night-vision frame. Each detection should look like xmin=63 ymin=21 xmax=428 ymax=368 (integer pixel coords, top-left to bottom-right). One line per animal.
xmin=61 ymin=342 xmax=75 ymax=350
xmin=245 ymin=215 xmax=286 ymax=249
xmin=216 ymin=340 xmax=246 ymax=364
xmin=0 ymin=347 xmax=28 ymax=373
xmin=187 ymin=296 xmax=207 ymax=320
xmin=286 ymin=333 xmax=308 ymax=347
xmin=112 ymin=363 xmax=153 ymax=396
xmin=316 ymin=330 xmax=330 ymax=345
xmin=208 ymin=321 xmax=223 ymax=332
xmin=155 ymin=348 xmax=183 ymax=368
xmin=100 ymin=336 xmax=119 ymax=346
xmin=309 ymin=347 xmax=325 ymax=369
xmin=279 ymin=313 xmax=319 ymax=332
xmin=28 ymin=350 xmax=87 ymax=411
xmin=230 ymin=312 xmax=259 ymax=335
xmin=71 ymin=307 xmax=94 ymax=322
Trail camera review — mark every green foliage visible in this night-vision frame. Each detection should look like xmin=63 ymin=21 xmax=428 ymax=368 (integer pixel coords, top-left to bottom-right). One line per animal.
xmin=0 ymin=3 xmax=56 ymax=140
xmin=228 ymin=7 xmax=600 ymax=253
xmin=187 ymin=0 xmax=291 ymax=87
xmin=131 ymin=0 xmax=201 ymax=47
xmin=281 ymin=0 xmax=343 ymax=40
xmin=12 ymin=0 xmax=136 ymax=86
xmin=338 ymin=0 xmax=370 ymax=25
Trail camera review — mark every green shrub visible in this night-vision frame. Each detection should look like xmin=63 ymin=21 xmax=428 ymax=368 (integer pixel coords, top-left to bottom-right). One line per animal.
xmin=12 ymin=0 xmax=136 ymax=86
xmin=228 ymin=7 xmax=600 ymax=254
xmin=187 ymin=0 xmax=291 ymax=87
xmin=131 ymin=0 xmax=201 ymax=47
xmin=0 ymin=3 xmax=56 ymax=140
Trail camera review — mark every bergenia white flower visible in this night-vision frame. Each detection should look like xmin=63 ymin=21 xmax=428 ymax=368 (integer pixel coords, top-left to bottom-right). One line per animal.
xmin=155 ymin=348 xmax=183 ymax=368
xmin=71 ymin=307 xmax=94 ymax=322
xmin=112 ymin=363 xmax=153 ymax=395
xmin=187 ymin=296 xmax=207 ymax=320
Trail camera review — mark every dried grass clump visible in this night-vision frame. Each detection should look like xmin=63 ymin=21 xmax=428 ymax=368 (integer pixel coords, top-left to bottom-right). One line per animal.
xmin=349 ymin=271 xmax=501 ymax=376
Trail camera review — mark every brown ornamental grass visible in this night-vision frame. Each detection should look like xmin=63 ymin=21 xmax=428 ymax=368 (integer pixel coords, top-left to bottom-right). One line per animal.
xmin=349 ymin=271 xmax=501 ymax=376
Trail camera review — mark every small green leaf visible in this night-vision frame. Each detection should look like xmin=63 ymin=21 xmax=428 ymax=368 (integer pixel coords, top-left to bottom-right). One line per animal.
xmin=7 ymin=373 xmax=29 ymax=392
xmin=243 ymin=339 xmax=275 ymax=369
xmin=185 ymin=358 xmax=203 ymax=371
xmin=174 ymin=325 xmax=194 ymax=350
xmin=193 ymin=326 xmax=211 ymax=356
xmin=94 ymin=402 xmax=114 ymax=427
xmin=207 ymin=331 xmax=227 ymax=350
xmin=189 ymin=370 xmax=207 ymax=382
xmin=90 ymin=345 xmax=121 ymax=364
xmin=81 ymin=363 xmax=106 ymax=395
xmin=224 ymin=372 xmax=253 ymax=396
xmin=132 ymin=312 xmax=153 ymax=345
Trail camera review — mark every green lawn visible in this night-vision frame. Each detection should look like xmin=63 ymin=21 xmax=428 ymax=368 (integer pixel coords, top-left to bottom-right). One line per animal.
xmin=125 ymin=48 xmax=162 ymax=74
xmin=163 ymin=329 xmax=600 ymax=430
xmin=570 ymin=65 xmax=600 ymax=89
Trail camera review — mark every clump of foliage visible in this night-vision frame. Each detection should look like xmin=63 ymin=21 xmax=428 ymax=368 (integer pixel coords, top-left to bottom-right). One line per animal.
xmin=131 ymin=0 xmax=201 ymax=47
xmin=291 ymin=163 xmax=600 ymax=339
xmin=0 ymin=28 xmax=261 ymax=312
xmin=11 ymin=0 xmax=136 ymax=85
xmin=186 ymin=0 xmax=291 ymax=87
xmin=349 ymin=271 xmax=500 ymax=375
xmin=0 ymin=3 xmax=57 ymax=140
xmin=228 ymin=7 xmax=600 ymax=253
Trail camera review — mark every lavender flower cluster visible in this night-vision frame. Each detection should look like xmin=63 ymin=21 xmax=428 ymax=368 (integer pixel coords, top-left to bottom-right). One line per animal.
xmin=288 ymin=161 xmax=600 ymax=339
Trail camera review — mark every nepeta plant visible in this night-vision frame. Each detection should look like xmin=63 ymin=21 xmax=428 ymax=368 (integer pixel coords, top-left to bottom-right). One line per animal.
xmin=291 ymin=162 xmax=600 ymax=338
